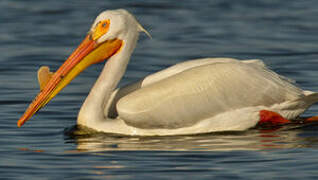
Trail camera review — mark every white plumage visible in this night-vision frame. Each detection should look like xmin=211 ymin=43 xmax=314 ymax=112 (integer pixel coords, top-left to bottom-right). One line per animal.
xmin=81 ymin=56 xmax=317 ymax=136
xmin=18 ymin=9 xmax=318 ymax=136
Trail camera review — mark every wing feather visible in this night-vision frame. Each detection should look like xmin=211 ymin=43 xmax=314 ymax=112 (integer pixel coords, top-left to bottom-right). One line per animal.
xmin=116 ymin=59 xmax=303 ymax=129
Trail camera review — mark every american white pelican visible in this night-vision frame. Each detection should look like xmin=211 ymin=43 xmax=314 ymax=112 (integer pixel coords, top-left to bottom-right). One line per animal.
xmin=17 ymin=9 xmax=318 ymax=136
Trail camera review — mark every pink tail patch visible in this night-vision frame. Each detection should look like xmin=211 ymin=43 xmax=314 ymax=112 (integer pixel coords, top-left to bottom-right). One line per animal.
xmin=258 ymin=110 xmax=290 ymax=125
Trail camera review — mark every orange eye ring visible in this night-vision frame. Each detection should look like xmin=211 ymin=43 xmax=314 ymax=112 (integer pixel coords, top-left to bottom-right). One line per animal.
xmin=92 ymin=19 xmax=110 ymax=40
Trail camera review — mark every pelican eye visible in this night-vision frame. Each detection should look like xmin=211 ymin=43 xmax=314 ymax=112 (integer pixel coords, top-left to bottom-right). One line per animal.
xmin=92 ymin=19 xmax=110 ymax=40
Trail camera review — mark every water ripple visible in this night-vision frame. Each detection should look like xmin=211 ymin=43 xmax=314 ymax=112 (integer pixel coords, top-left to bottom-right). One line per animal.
xmin=2 ymin=0 xmax=318 ymax=179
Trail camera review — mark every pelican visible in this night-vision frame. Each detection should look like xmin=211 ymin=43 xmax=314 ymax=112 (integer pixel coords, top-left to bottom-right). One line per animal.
xmin=17 ymin=9 xmax=318 ymax=136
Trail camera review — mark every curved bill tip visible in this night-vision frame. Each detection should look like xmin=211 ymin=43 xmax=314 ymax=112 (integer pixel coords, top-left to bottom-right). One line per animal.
xmin=17 ymin=104 xmax=38 ymax=127
xmin=17 ymin=113 xmax=29 ymax=127
xmin=17 ymin=119 xmax=24 ymax=127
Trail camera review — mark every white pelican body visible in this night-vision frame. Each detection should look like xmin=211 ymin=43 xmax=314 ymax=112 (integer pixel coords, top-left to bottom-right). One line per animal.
xmin=18 ymin=9 xmax=318 ymax=136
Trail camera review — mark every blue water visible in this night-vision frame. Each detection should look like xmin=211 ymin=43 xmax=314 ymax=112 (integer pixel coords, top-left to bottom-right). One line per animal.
xmin=2 ymin=0 xmax=318 ymax=179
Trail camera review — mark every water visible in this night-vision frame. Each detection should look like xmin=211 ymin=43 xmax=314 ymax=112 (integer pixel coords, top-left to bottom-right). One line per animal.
xmin=2 ymin=0 xmax=318 ymax=179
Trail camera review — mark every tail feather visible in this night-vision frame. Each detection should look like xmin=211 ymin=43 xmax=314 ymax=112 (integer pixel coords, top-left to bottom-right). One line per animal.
xmin=302 ymin=91 xmax=318 ymax=123
xmin=303 ymin=91 xmax=318 ymax=105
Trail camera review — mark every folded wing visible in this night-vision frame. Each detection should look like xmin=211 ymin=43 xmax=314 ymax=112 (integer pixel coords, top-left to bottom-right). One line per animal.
xmin=116 ymin=59 xmax=304 ymax=129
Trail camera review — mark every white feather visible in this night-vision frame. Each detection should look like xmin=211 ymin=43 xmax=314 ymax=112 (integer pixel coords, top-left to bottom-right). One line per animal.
xmin=76 ymin=9 xmax=318 ymax=136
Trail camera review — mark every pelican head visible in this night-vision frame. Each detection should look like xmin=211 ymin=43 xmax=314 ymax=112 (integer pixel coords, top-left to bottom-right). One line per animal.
xmin=90 ymin=9 xmax=150 ymax=43
xmin=17 ymin=9 xmax=148 ymax=127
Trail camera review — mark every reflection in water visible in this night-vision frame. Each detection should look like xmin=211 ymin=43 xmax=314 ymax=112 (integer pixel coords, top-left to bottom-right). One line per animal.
xmin=64 ymin=123 xmax=318 ymax=152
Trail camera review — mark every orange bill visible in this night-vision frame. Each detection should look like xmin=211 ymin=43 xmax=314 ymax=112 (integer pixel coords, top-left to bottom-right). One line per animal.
xmin=17 ymin=34 xmax=123 ymax=127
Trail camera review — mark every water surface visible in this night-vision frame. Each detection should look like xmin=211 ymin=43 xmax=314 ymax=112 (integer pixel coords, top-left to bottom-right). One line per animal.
xmin=2 ymin=0 xmax=318 ymax=179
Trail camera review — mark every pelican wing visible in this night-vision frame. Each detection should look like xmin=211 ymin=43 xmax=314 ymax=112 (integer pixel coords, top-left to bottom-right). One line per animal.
xmin=105 ymin=58 xmax=243 ymax=117
xmin=116 ymin=59 xmax=303 ymax=129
